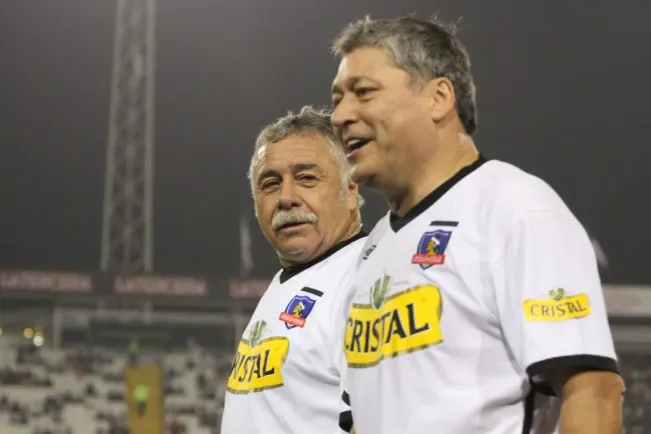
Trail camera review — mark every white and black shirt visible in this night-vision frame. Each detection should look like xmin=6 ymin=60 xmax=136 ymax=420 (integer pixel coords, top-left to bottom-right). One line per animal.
xmin=222 ymin=232 xmax=366 ymax=434
xmin=340 ymin=157 xmax=618 ymax=434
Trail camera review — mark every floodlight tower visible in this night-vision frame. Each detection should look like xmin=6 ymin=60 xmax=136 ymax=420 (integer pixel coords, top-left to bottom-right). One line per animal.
xmin=100 ymin=0 xmax=157 ymax=273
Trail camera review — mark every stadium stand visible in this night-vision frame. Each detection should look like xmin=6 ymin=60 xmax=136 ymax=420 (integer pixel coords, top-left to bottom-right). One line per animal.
xmin=1 ymin=335 xmax=650 ymax=433
xmin=1 ymin=283 xmax=649 ymax=433
xmin=0 ymin=335 xmax=224 ymax=434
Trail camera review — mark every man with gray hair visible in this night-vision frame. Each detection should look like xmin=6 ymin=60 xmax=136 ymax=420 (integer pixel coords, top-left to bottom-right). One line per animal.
xmin=221 ymin=106 xmax=366 ymax=434
xmin=331 ymin=15 xmax=623 ymax=434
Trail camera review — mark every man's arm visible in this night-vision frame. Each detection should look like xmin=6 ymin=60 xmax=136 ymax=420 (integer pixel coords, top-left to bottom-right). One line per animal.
xmin=548 ymin=369 xmax=624 ymax=434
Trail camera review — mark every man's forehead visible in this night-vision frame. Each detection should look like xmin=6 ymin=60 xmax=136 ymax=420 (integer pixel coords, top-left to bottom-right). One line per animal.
xmin=332 ymin=47 xmax=394 ymax=89
xmin=255 ymin=136 xmax=333 ymax=173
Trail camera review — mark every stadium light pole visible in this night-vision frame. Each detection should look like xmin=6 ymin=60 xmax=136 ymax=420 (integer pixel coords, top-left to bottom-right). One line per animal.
xmin=101 ymin=0 xmax=157 ymax=273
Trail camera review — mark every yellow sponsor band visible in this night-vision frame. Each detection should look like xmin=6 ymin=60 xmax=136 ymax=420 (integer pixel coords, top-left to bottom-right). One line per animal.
xmin=227 ymin=337 xmax=289 ymax=394
xmin=344 ymin=284 xmax=443 ymax=368
xmin=523 ymin=293 xmax=591 ymax=322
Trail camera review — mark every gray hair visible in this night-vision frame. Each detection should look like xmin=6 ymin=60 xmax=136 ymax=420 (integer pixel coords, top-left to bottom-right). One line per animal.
xmin=332 ymin=15 xmax=478 ymax=135
xmin=248 ymin=105 xmax=365 ymax=208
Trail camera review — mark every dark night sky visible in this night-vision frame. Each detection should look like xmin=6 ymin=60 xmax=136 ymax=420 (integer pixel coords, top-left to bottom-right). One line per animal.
xmin=1 ymin=0 xmax=649 ymax=284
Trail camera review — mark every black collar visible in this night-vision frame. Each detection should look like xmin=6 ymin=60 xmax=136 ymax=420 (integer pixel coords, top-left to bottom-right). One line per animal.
xmin=279 ymin=231 xmax=368 ymax=283
xmin=389 ymin=155 xmax=487 ymax=232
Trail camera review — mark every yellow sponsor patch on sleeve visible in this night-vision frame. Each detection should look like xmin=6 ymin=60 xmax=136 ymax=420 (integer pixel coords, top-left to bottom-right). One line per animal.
xmin=523 ymin=288 xmax=591 ymax=322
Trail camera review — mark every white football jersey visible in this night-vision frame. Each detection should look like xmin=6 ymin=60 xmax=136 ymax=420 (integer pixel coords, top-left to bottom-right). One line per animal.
xmin=340 ymin=158 xmax=618 ymax=434
xmin=221 ymin=232 xmax=366 ymax=434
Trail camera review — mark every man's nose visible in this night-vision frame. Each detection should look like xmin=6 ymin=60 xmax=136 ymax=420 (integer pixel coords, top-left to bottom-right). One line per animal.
xmin=331 ymin=97 xmax=359 ymax=130
xmin=277 ymin=182 xmax=302 ymax=209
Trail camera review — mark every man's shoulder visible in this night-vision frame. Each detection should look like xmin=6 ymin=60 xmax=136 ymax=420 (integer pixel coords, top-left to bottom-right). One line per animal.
xmin=340 ymin=233 xmax=369 ymax=256
xmin=255 ymin=272 xmax=283 ymax=301
xmin=317 ymin=234 xmax=368 ymax=283
xmin=302 ymin=234 xmax=368 ymax=283
xmin=480 ymin=159 xmax=570 ymax=215
xmin=367 ymin=213 xmax=392 ymax=240
xmin=319 ymin=232 xmax=369 ymax=269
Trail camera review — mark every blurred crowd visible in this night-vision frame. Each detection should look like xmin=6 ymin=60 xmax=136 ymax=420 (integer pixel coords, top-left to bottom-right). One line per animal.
xmin=0 ymin=337 xmax=229 ymax=434
xmin=1 ymin=336 xmax=649 ymax=433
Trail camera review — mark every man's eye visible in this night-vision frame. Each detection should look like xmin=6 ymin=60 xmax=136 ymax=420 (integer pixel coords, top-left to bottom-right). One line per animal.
xmin=355 ymin=87 xmax=374 ymax=97
xmin=298 ymin=174 xmax=317 ymax=181
xmin=261 ymin=180 xmax=279 ymax=190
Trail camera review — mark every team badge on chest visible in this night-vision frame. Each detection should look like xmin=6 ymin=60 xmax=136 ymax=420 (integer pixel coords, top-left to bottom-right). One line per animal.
xmin=412 ymin=230 xmax=453 ymax=269
xmin=279 ymin=295 xmax=317 ymax=329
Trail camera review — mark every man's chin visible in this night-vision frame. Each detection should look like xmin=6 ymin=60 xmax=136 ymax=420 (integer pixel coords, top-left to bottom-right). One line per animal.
xmin=278 ymin=242 xmax=319 ymax=265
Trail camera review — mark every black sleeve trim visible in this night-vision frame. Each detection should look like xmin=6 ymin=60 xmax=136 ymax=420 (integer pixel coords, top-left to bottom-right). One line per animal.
xmin=526 ymin=354 xmax=619 ymax=396
xmin=342 ymin=391 xmax=351 ymax=406
xmin=339 ymin=391 xmax=353 ymax=432
xmin=339 ymin=410 xmax=353 ymax=432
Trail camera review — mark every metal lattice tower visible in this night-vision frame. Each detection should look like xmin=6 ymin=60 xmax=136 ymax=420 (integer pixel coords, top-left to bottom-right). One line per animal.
xmin=101 ymin=0 xmax=156 ymax=273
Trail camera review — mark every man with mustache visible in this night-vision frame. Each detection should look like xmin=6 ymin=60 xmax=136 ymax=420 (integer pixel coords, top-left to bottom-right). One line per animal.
xmin=330 ymin=15 xmax=623 ymax=434
xmin=221 ymin=106 xmax=366 ymax=434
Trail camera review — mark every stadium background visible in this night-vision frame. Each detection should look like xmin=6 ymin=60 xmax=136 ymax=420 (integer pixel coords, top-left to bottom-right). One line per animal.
xmin=1 ymin=0 xmax=649 ymax=433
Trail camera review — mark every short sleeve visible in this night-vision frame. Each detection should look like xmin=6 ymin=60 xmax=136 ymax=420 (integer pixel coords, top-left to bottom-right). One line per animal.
xmin=491 ymin=209 xmax=618 ymax=393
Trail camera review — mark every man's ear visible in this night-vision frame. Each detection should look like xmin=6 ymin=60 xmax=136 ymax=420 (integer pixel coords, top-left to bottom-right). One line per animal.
xmin=346 ymin=181 xmax=359 ymax=212
xmin=422 ymin=77 xmax=456 ymax=123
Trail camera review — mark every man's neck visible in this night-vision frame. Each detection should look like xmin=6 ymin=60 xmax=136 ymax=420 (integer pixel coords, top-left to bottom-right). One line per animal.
xmin=389 ymin=134 xmax=479 ymax=217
